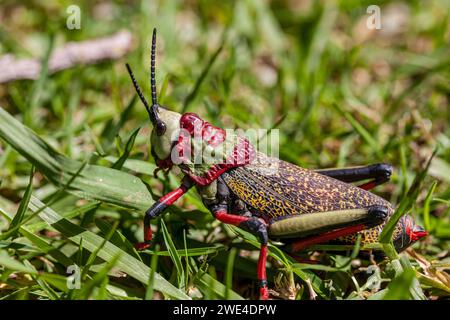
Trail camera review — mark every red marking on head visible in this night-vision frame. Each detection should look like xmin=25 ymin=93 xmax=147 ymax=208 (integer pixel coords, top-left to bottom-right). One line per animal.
xmin=176 ymin=132 xmax=191 ymax=161
xmin=180 ymin=113 xmax=204 ymax=135
xmin=178 ymin=112 xmax=227 ymax=160
xmin=177 ymin=112 xmax=257 ymax=185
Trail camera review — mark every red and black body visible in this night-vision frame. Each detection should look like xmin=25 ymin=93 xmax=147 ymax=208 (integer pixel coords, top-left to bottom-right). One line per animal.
xmin=125 ymin=29 xmax=427 ymax=300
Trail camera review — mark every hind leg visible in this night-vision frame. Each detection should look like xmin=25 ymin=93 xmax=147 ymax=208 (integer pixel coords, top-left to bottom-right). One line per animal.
xmin=273 ymin=205 xmax=389 ymax=253
xmin=314 ymin=163 xmax=392 ymax=190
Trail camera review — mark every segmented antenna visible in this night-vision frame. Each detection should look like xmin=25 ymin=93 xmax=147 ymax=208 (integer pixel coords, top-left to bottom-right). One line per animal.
xmin=125 ymin=28 xmax=164 ymax=133
xmin=126 ymin=63 xmax=155 ymax=122
xmin=150 ymin=28 xmax=158 ymax=107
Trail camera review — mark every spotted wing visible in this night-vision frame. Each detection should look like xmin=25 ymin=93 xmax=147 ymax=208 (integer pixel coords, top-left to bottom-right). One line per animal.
xmin=221 ymin=152 xmax=393 ymax=221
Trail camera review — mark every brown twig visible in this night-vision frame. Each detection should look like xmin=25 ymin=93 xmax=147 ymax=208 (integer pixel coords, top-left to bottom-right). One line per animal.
xmin=0 ymin=30 xmax=133 ymax=84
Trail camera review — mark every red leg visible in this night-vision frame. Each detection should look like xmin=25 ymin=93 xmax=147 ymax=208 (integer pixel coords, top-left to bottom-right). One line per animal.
xmin=135 ymin=178 xmax=193 ymax=250
xmin=257 ymin=244 xmax=269 ymax=300
xmin=214 ymin=211 xmax=249 ymax=225
xmin=213 ymin=210 xmax=269 ymax=300
xmin=287 ymin=223 xmax=367 ymax=252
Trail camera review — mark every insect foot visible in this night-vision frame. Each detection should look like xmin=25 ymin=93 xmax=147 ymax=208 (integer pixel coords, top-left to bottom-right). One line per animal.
xmin=135 ymin=241 xmax=152 ymax=251
xmin=370 ymin=163 xmax=393 ymax=181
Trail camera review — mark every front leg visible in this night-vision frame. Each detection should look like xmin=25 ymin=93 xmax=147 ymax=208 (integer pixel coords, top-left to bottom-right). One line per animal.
xmin=212 ymin=209 xmax=269 ymax=300
xmin=204 ymin=177 xmax=270 ymax=299
xmin=135 ymin=176 xmax=194 ymax=250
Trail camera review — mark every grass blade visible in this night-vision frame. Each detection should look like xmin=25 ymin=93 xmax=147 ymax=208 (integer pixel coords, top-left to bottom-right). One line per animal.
xmin=28 ymin=195 xmax=190 ymax=300
xmin=2 ymin=167 xmax=34 ymax=239
xmin=379 ymin=150 xmax=437 ymax=244
xmin=112 ymin=127 xmax=140 ymax=170
xmin=332 ymin=103 xmax=380 ymax=154
xmin=26 ymin=34 xmax=54 ymax=127
xmin=0 ymin=205 xmax=74 ymax=267
xmin=383 ymin=268 xmax=415 ymax=300
xmin=0 ymin=250 xmax=36 ymax=274
xmin=146 ymin=244 xmax=160 ymax=300
xmin=182 ymin=39 xmax=224 ymax=113
xmin=194 ymin=272 xmax=243 ymax=300
xmin=0 ymin=107 xmax=154 ymax=211
xmin=224 ymin=247 xmax=237 ymax=300
xmin=160 ymin=219 xmax=186 ymax=290
xmin=423 ymin=181 xmax=437 ymax=231
xmin=74 ymin=254 xmax=121 ymax=300
xmin=101 ymin=95 xmax=137 ymax=150
xmin=81 ymin=221 xmax=119 ymax=280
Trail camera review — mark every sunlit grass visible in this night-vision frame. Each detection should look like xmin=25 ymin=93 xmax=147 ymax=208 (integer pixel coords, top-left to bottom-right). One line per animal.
xmin=0 ymin=0 xmax=449 ymax=300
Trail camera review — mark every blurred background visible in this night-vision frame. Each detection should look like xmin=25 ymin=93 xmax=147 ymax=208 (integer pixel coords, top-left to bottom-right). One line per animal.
xmin=0 ymin=0 xmax=448 ymax=300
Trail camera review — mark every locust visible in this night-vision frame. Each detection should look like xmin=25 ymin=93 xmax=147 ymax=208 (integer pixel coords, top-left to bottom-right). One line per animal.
xmin=125 ymin=29 xmax=428 ymax=300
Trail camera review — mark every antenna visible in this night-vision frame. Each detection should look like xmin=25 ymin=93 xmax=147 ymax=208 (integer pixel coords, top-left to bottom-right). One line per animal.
xmin=150 ymin=28 xmax=158 ymax=107
xmin=126 ymin=63 xmax=150 ymax=114
xmin=125 ymin=28 xmax=164 ymax=135
xmin=126 ymin=63 xmax=156 ymax=123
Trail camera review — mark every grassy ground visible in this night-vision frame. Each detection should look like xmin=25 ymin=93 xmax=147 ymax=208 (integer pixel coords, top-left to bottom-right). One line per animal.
xmin=0 ymin=0 xmax=449 ymax=300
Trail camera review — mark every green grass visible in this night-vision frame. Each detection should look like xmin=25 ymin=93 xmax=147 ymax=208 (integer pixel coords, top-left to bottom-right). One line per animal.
xmin=0 ymin=0 xmax=449 ymax=300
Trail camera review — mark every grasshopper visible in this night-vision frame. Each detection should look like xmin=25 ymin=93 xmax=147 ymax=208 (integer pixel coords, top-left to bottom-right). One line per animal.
xmin=125 ymin=29 xmax=427 ymax=300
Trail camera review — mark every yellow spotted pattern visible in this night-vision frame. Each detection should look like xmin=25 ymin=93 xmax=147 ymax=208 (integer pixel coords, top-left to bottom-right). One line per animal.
xmin=222 ymin=153 xmax=397 ymax=245
xmin=338 ymin=218 xmax=404 ymax=244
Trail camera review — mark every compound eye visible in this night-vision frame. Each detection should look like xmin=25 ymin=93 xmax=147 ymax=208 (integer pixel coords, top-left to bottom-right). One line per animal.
xmin=156 ymin=121 xmax=166 ymax=136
